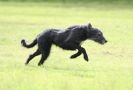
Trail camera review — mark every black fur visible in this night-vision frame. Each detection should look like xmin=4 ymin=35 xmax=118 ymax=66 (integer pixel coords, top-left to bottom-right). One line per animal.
xmin=21 ymin=23 xmax=107 ymax=66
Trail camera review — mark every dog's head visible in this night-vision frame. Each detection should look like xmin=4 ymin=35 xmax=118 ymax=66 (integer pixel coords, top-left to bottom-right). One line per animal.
xmin=86 ymin=23 xmax=107 ymax=45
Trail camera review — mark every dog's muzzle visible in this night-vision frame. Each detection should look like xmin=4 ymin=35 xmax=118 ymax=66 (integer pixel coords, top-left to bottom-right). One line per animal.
xmin=101 ymin=40 xmax=107 ymax=44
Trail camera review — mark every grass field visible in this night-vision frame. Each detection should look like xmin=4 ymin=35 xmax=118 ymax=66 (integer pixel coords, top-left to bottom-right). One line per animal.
xmin=0 ymin=1 xmax=133 ymax=90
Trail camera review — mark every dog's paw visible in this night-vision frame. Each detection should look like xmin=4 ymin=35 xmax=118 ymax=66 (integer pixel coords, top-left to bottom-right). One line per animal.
xmin=38 ymin=63 xmax=43 ymax=66
xmin=84 ymin=57 xmax=89 ymax=62
xmin=70 ymin=55 xmax=76 ymax=59
xmin=25 ymin=62 xmax=28 ymax=66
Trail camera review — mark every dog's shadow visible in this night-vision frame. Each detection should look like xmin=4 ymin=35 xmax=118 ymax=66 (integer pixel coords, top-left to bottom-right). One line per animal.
xmin=27 ymin=65 xmax=95 ymax=78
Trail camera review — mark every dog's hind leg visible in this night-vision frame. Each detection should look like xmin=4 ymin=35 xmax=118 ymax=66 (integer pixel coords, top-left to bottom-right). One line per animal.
xmin=38 ymin=49 xmax=51 ymax=66
xmin=38 ymin=42 xmax=52 ymax=66
xmin=38 ymin=54 xmax=48 ymax=66
xmin=70 ymin=50 xmax=82 ymax=59
xmin=25 ymin=49 xmax=41 ymax=65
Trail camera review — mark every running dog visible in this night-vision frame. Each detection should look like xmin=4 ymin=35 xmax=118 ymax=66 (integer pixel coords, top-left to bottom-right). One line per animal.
xmin=21 ymin=23 xmax=107 ymax=66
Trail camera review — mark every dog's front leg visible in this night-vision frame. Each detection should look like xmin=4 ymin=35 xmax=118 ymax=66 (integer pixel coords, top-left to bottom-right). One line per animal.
xmin=77 ymin=46 xmax=89 ymax=62
xmin=70 ymin=50 xmax=82 ymax=59
xmin=69 ymin=44 xmax=89 ymax=61
xmin=64 ymin=41 xmax=89 ymax=61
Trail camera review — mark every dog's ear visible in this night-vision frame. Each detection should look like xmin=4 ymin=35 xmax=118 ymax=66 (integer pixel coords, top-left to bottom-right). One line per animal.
xmin=88 ymin=23 xmax=92 ymax=29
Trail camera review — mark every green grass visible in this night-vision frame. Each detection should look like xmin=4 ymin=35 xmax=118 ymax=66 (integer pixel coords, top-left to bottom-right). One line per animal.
xmin=0 ymin=1 xmax=133 ymax=90
xmin=1 ymin=0 xmax=133 ymax=4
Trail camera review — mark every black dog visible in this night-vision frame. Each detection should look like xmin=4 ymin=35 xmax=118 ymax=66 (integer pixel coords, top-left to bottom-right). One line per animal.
xmin=21 ymin=23 xmax=107 ymax=66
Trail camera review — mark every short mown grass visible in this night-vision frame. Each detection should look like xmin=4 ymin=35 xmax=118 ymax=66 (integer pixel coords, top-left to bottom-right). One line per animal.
xmin=0 ymin=1 xmax=133 ymax=90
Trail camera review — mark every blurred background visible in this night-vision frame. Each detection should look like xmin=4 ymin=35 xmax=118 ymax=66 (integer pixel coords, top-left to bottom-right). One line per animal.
xmin=0 ymin=0 xmax=133 ymax=90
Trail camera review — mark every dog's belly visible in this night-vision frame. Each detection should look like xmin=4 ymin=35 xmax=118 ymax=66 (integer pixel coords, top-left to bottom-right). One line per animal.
xmin=58 ymin=44 xmax=76 ymax=50
xmin=61 ymin=46 xmax=76 ymax=50
xmin=53 ymin=38 xmax=76 ymax=50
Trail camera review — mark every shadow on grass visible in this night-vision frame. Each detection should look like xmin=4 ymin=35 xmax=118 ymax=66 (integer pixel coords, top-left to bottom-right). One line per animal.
xmin=25 ymin=64 xmax=95 ymax=78
xmin=45 ymin=65 xmax=95 ymax=78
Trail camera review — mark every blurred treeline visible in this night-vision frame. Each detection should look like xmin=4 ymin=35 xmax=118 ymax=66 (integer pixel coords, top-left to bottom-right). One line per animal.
xmin=0 ymin=0 xmax=133 ymax=3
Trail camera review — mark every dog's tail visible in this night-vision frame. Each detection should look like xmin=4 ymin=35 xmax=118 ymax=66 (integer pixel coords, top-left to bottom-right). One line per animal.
xmin=21 ymin=38 xmax=37 ymax=48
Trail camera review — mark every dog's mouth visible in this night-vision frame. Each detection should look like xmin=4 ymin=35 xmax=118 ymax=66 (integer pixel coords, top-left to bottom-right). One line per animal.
xmin=94 ymin=39 xmax=107 ymax=45
xmin=99 ymin=40 xmax=108 ymax=45
xmin=90 ymin=38 xmax=107 ymax=45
